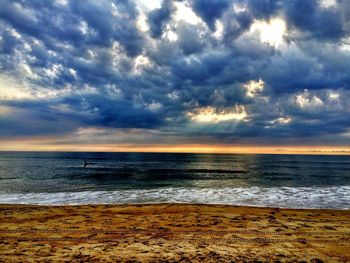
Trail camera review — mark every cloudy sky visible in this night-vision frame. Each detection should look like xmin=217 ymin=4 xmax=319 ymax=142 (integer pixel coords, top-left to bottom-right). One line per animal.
xmin=0 ymin=0 xmax=350 ymax=153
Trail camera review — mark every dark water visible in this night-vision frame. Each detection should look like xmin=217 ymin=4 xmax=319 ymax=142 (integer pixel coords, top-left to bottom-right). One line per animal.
xmin=0 ymin=152 xmax=349 ymax=208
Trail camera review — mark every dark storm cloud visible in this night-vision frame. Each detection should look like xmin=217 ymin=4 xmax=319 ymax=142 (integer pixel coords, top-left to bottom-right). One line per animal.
xmin=283 ymin=0 xmax=345 ymax=40
xmin=244 ymin=0 xmax=280 ymax=19
xmin=0 ymin=100 xmax=79 ymax=136
xmin=0 ymin=0 xmax=350 ymax=145
xmin=176 ymin=22 xmax=206 ymax=55
xmin=192 ymin=0 xmax=230 ymax=30
xmin=148 ymin=0 xmax=174 ymax=38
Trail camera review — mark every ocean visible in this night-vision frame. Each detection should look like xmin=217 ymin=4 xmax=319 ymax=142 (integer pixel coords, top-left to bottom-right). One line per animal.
xmin=0 ymin=151 xmax=349 ymax=209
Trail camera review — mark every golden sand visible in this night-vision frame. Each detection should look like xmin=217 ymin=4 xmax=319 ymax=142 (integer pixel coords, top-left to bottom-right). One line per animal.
xmin=0 ymin=204 xmax=349 ymax=262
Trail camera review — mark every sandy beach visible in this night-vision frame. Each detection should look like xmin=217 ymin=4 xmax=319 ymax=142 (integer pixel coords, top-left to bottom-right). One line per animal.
xmin=0 ymin=204 xmax=349 ymax=262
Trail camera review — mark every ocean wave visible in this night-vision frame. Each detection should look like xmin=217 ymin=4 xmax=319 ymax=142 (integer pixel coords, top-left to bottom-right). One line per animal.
xmin=0 ymin=186 xmax=349 ymax=209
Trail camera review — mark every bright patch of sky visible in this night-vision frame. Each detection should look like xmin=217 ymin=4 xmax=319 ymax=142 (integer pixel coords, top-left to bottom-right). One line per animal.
xmin=136 ymin=13 xmax=149 ymax=32
xmin=136 ymin=0 xmax=162 ymax=12
xmin=319 ymin=0 xmax=337 ymax=8
xmin=174 ymin=2 xmax=203 ymax=25
xmin=328 ymin=91 xmax=340 ymax=100
xmin=188 ymin=105 xmax=247 ymax=123
xmin=164 ymin=29 xmax=178 ymax=42
xmin=213 ymin=20 xmax=224 ymax=39
xmin=250 ymin=18 xmax=287 ymax=48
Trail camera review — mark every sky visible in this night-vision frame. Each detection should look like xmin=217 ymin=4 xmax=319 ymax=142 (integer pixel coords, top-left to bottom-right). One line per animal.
xmin=0 ymin=0 xmax=350 ymax=154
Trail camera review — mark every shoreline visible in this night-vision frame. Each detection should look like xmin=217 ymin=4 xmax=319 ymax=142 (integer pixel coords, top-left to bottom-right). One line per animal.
xmin=0 ymin=202 xmax=349 ymax=211
xmin=1 ymin=203 xmax=349 ymax=261
xmin=1 ymin=185 xmax=349 ymax=210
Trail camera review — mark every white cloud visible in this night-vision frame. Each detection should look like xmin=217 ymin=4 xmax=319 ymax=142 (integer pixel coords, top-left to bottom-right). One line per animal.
xmin=110 ymin=41 xmax=128 ymax=68
xmin=271 ymin=116 xmax=292 ymax=125
xmin=105 ymin=84 xmax=122 ymax=99
xmin=18 ymin=63 xmax=38 ymax=80
xmin=243 ymin=79 xmax=264 ymax=98
xmin=232 ymin=3 xmax=248 ymax=13
xmin=44 ymin=64 xmax=63 ymax=78
xmin=133 ymin=55 xmax=151 ymax=74
xmin=9 ymin=28 xmax=22 ymax=39
xmin=340 ymin=37 xmax=350 ymax=52
xmin=80 ymin=21 xmax=89 ymax=35
xmin=265 ymin=116 xmax=292 ymax=128
xmin=295 ymin=89 xmax=324 ymax=109
xmin=50 ymin=103 xmax=75 ymax=114
xmin=213 ymin=20 xmax=224 ymax=39
xmin=55 ymin=0 xmax=68 ymax=6
xmin=147 ymin=101 xmax=162 ymax=112
xmin=68 ymin=68 xmax=77 ymax=78
xmin=167 ymin=91 xmax=179 ymax=100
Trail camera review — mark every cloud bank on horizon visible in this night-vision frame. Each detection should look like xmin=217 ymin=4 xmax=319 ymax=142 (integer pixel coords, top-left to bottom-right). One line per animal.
xmin=0 ymin=0 xmax=350 ymax=148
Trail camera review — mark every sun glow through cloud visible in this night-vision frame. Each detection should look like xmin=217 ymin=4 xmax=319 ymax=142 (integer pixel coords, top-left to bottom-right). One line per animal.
xmin=188 ymin=105 xmax=247 ymax=123
xmin=136 ymin=13 xmax=149 ymax=32
xmin=250 ymin=18 xmax=287 ymax=47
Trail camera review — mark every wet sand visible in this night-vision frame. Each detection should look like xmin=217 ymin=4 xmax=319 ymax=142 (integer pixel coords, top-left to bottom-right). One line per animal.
xmin=0 ymin=204 xmax=349 ymax=262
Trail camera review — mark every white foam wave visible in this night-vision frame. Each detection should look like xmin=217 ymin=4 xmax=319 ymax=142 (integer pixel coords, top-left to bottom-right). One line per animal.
xmin=0 ymin=186 xmax=349 ymax=209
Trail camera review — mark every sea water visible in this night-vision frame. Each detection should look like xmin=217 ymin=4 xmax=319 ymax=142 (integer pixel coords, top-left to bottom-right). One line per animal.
xmin=0 ymin=152 xmax=349 ymax=209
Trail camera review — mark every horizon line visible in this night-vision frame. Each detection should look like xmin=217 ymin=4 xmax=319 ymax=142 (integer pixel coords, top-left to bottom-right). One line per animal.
xmin=1 ymin=146 xmax=350 ymax=156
